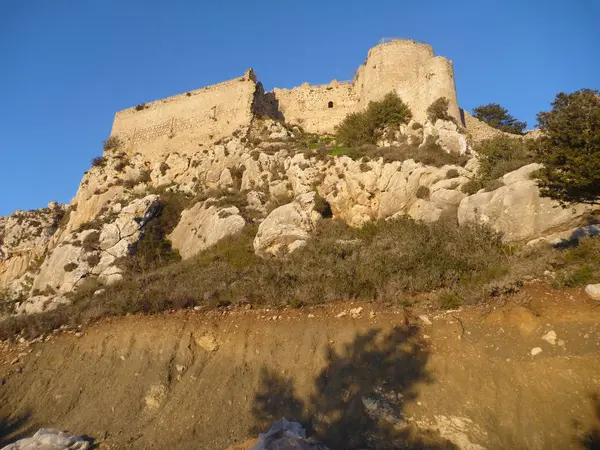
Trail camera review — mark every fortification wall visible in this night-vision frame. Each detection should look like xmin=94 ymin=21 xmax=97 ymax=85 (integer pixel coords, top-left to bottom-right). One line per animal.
xmin=272 ymin=40 xmax=461 ymax=133
xmin=272 ymin=81 xmax=358 ymax=134
xmin=108 ymin=40 xmax=463 ymax=150
xmin=110 ymin=70 xmax=258 ymax=157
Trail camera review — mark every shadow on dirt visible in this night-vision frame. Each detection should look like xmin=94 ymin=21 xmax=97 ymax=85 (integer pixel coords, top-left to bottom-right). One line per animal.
xmin=579 ymin=393 xmax=600 ymax=450
xmin=251 ymin=325 xmax=457 ymax=449
xmin=0 ymin=411 xmax=35 ymax=447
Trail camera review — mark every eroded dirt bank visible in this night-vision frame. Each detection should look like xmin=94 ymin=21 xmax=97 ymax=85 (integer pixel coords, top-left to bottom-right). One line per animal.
xmin=1 ymin=284 xmax=599 ymax=449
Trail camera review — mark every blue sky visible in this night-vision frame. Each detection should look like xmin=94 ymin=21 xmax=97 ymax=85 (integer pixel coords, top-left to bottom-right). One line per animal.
xmin=0 ymin=0 xmax=598 ymax=216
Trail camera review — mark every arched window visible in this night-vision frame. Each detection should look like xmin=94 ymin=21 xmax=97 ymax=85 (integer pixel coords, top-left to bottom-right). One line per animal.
xmin=328 ymin=101 xmax=334 ymax=108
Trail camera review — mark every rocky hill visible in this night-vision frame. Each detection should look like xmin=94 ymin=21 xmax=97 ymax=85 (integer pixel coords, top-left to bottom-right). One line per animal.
xmin=0 ymin=111 xmax=595 ymax=318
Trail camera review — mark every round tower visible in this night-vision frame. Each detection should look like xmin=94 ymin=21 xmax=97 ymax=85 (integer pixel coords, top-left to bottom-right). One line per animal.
xmin=354 ymin=40 xmax=461 ymax=124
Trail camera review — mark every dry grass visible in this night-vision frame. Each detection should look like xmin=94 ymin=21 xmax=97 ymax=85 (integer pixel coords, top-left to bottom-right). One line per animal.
xmin=3 ymin=217 xmax=594 ymax=341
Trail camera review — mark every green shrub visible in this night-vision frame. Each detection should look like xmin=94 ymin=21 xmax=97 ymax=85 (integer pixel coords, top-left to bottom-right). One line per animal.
xmin=313 ymin=194 xmax=332 ymax=218
xmin=446 ymin=169 xmax=459 ymax=179
xmin=463 ymin=136 xmax=533 ymax=194
xmin=63 ymin=262 xmax=78 ymax=272
xmin=427 ymin=97 xmax=453 ymax=123
xmin=416 ymin=186 xmax=430 ymax=200
xmin=87 ymin=254 xmax=101 ymax=267
xmin=335 ymin=92 xmax=412 ymax=146
xmin=82 ymin=232 xmax=100 ymax=252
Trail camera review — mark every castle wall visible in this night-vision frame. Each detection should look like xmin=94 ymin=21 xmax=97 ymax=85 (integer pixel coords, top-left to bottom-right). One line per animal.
xmin=110 ymin=70 xmax=258 ymax=157
xmin=108 ymin=40 xmax=462 ymax=151
xmin=272 ymin=81 xmax=358 ymax=134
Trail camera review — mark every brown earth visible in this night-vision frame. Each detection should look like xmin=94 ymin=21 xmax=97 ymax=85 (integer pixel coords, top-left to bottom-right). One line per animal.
xmin=0 ymin=283 xmax=599 ymax=450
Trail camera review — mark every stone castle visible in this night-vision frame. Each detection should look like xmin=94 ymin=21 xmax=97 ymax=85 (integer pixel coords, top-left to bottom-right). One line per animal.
xmin=110 ymin=40 xmax=461 ymax=157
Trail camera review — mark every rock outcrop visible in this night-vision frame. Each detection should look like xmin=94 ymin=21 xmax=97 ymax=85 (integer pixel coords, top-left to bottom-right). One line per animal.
xmin=458 ymin=164 xmax=592 ymax=242
xmin=169 ymin=202 xmax=245 ymax=259
xmin=253 ymin=192 xmax=322 ymax=257
xmin=0 ymin=115 xmax=592 ymax=314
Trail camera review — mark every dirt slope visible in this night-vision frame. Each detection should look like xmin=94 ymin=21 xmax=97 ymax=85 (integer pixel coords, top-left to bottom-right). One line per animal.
xmin=1 ymin=284 xmax=599 ymax=449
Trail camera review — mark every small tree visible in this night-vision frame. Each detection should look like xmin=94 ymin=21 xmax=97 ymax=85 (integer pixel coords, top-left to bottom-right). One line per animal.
xmin=472 ymin=103 xmax=527 ymax=134
xmin=335 ymin=92 xmax=412 ymax=146
xmin=427 ymin=97 xmax=452 ymax=123
xmin=534 ymin=89 xmax=600 ymax=206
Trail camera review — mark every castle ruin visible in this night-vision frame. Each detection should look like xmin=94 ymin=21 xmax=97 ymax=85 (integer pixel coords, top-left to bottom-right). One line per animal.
xmin=110 ymin=40 xmax=460 ymax=157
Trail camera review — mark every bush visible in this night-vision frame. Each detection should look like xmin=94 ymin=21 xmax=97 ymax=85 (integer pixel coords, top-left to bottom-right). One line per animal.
xmin=463 ymin=136 xmax=533 ymax=195
xmin=63 ymin=262 xmax=78 ymax=272
xmin=87 ymin=254 xmax=101 ymax=267
xmin=446 ymin=169 xmax=459 ymax=179
xmin=416 ymin=186 xmax=430 ymax=200
xmin=335 ymin=92 xmax=412 ymax=146
xmin=103 ymin=136 xmax=122 ymax=152
xmin=91 ymin=156 xmax=106 ymax=168
xmin=5 ymin=218 xmax=600 ymax=341
xmin=472 ymin=103 xmax=527 ymax=134
xmin=82 ymin=232 xmax=100 ymax=252
xmin=427 ymin=97 xmax=453 ymax=123
xmin=135 ymin=103 xmax=148 ymax=111
xmin=313 ymin=194 xmax=333 ymax=218
xmin=533 ymin=89 xmax=600 ymax=206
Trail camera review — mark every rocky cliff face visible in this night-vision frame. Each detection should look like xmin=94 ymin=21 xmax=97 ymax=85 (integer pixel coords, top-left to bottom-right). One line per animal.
xmin=0 ymin=116 xmax=591 ymax=316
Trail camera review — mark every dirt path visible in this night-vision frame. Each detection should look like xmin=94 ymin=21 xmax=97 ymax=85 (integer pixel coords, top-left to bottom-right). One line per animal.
xmin=1 ymin=283 xmax=599 ymax=449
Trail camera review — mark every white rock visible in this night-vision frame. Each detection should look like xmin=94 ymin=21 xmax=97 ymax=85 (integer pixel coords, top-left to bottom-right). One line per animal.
xmin=585 ymin=283 xmax=600 ymax=300
xmin=541 ymin=330 xmax=557 ymax=345
xmin=350 ymin=307 xmax=363 ymax=318
xmin=458 ymin=164 xmax=591 ymax=242
xmin=419 ymin=315 xmax=432 ymax=325
xmin=169 ymin=202 xmax=245 ymax=259
xmin=253 ymin=192 xmax=321 ymax=257
xmin=336 ymin=311 xmax=347 ymax=318
xmin=531 ymin=347 xmax=542 ymax=356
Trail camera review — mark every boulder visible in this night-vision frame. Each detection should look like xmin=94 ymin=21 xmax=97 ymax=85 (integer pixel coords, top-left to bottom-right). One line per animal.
xmin=1 ymin=428 xmax=90 ymax=449
xmin=585 ymin=284 xmax=600 ymax=300
xmin=458 ymin=164 xmax=591 ymax=242
xmin=16 ymin=295 xmax=70 ymax=315
xmin=169 ymin=202 xmax=246 ymax=259
xmin=253 ymin=192 xmax=321 ymax=257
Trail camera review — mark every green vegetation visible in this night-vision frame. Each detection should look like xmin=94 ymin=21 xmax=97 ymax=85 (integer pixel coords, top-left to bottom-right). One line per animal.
xmin=335 ymin=92 xmax=412 ymax=146
xmin=462 ymin=136 xmax=534 ymax=195
xmin=427 ymin=97 xmax=453 ymax=123
xmin=472 ymin=103 xmax=527 ymax=134
xmin=533 ymin=89 xmax=600 ymax=206
xmin=4 ymin=215 xmax=597 ymax=341
xmin=325 ymin=139 xmax=468 ymax=168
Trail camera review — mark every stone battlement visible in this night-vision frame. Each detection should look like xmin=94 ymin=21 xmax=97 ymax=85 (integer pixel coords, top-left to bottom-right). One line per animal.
xmin=110 ymin=40 xmax=460 ymax=157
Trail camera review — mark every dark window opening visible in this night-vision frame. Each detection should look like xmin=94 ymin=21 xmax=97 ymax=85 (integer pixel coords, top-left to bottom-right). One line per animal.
xmin=328 ymin=101 xmax=334 ymax=108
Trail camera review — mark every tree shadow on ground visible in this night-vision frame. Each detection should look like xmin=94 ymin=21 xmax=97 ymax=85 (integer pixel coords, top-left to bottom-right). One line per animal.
xmin=251 ymin=325 xmax=457 ymax=449
xmin=579 ymin=393 xmax=600 ymax=450
xmin=0 ymin=411 xmax=35 ymax=447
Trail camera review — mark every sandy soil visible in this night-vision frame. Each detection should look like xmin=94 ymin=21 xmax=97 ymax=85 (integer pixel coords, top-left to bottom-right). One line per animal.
xmin=1 ymin=283 xmax=599 ymax=449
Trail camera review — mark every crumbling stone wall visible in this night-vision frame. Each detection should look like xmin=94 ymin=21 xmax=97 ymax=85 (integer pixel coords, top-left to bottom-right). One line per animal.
xmin=272 ymin=81 xmax=358 ymax=134
xmin=110 ymin=69 xmax=260 ymax=157
xmin=109 ymin=40 xmax=462 ymax=151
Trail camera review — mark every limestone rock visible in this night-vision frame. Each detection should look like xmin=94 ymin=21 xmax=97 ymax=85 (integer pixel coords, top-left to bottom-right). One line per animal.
xmin=434 ymin=119 xmax=468 ymax=155
xmin=253 ymin=192 xmax=321 ymax=257
xmin=585 ymin=284 xmax=600 ymax=300
xmin=0 ymin=428 xmax=90 ymax=449
xmin=169 ymin=202 xmax=246 ymax=259
xmin=458 ymin=163 xmax=591 ymax=242
xmin=16 ymin=295 xmax=70 ymax=315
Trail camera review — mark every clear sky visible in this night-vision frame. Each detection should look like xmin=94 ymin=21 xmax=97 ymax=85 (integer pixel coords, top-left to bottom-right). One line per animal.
xmin=0 ymin=0 xmax=598 ymax=216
